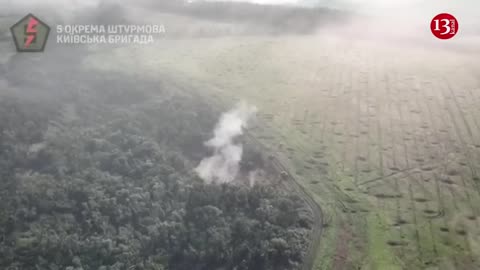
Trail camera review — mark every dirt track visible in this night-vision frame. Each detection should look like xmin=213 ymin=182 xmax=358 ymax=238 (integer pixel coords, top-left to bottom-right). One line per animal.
xmin=245 ymin=132 xmax=324 ymax=270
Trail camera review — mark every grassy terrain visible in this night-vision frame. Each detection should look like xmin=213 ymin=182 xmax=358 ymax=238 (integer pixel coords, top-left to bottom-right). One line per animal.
xmin=85 ymin=31 xmax=480 ymax=270
xmin=0 ymin=34 xmax=317 ymax=269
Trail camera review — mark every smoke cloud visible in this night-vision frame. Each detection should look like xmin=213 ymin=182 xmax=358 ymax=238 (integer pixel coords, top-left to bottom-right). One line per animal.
xmin=195 ymin=101 xmax=257 ymax=184
xmin=248 ymin=170 xmax=259 ymax=187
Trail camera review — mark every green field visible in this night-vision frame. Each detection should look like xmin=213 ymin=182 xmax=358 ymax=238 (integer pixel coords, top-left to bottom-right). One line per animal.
xmin=85 ymin=30 xmax=480 ymax=270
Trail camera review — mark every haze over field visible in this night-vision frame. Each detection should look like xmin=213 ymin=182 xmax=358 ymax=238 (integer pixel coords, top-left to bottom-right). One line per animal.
xmin=3 ymin=0 xmax=479 ymax=22
xmin=2 ymin=0 xmax=479 ymax=47
xmin=1 ymin=0 xmax=480 ymax=270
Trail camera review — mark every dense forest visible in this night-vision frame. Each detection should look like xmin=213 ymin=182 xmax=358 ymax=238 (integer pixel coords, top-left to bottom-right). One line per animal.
xmin=0 ymin=73 xmax=313 ymax=270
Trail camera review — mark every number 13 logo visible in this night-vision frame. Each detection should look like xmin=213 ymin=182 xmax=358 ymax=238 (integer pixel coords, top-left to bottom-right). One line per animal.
xmin=431 ymin=13 xmax=458 ymax=40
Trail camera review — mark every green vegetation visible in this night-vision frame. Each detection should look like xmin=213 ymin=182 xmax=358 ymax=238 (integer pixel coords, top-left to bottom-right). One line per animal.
xmin=2 ymin=3 xmax=480 ymax=269
xmin=0 ymin=69 xmax=313 ymax=269
xmin=86 ymin=30 xmax=480 ymax=269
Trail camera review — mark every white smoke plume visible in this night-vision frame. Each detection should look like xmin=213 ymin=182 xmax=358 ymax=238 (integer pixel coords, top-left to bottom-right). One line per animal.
xmin=195 ymin=101 xmax=257 ymax=184
xmin=248 ymin=170 xmax=259 ymax=187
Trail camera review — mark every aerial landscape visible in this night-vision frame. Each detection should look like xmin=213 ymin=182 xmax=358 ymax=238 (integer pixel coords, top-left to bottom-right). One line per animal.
xmin=1 ymin=0 xmax=480 ymax=269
